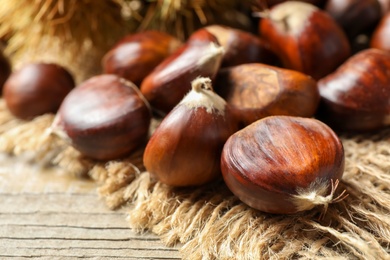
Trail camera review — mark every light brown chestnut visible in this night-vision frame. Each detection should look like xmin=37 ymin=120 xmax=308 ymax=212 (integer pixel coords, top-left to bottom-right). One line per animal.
xmin=259 ymin=1 xmax=351 ymax=80
xmin=221 ymin=116 xmax=345 ymax=214
xmin=214 ymin=63 xmax=319 ymax=127
xmin=317 ymin=48 xmax=390 ymax=132
xmin=102 ymin=30 xmax=182 ymax=86
xmin=143 ymin=77 xmax=239 ymax=187
xmin=371 ymin=12 xmax=390 ymax=52
xmin=3 ymin=63 xmax=75 ymax=120
xmin=140 ymin=29 xmax=224 ymax=114
xmin=325 ymin=0 xmax=381 ymax=39
xmin=204 ymin=25 xmax=278 ymax=67
xmin=50 ymin=74 xmax=151 ymax=161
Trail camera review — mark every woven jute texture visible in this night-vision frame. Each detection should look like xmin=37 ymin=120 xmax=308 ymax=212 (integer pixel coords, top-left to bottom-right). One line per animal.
xmin=0 ymin=98 xmax=389 ymax=259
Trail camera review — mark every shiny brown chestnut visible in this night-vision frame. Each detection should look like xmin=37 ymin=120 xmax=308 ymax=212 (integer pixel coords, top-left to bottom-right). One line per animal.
xmin=371 ymin=12 xmax=390 ymax=52
xmin=221 ymin=116 xmax=345 ymax=214
xmin=214 ymin=63 xmax=319 ymax=127
xmin=259 ymin=1 xmax=351 ymax=80
xmin=140 ymin=29 xmax=224 ymax=114
xmin=50 ymin=74 xmax=151 ymax=161
xmin=262 ymin=0 xmax=326 ymax=7
xmin=3 ymin=63 xmax=75 ymax=120
xmin=204 ymin=25 xmax=278 ymax=67
xmin=102 ymin=30 xmax=182 ymax=86
xmin=325 ymin=0 xmax=381 ymax=39
xmin=378 ymin=0 xmax=390 ymax=14
xmin=143 ymin=77 xmax=239 ymax=187
xmin=0 ymin=50 xmax=11 ymax=92
xmin=317 ymin=48 xmax=390 ymax=132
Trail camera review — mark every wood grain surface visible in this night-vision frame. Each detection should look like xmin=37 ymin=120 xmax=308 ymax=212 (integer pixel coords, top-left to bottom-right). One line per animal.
xmin=0 ymin=154 xmax=181 ymax=259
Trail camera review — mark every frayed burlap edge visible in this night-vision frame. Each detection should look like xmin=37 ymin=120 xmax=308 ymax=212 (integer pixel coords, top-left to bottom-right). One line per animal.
xmin=0 ymin=99 xmax=389 ymax=259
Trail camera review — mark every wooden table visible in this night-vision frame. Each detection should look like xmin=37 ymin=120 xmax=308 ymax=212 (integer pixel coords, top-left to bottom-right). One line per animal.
xmin=0 ymin=154 xmax=180 ymax=259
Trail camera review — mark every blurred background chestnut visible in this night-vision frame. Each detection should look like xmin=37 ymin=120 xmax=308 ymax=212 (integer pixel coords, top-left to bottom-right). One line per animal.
xmin=102 ymin=30 xmax=182 ymax=87
xmin=259 ymin=1 xmax=351 ymax=80
xmin=371 ymin=12 xmax=390 ymax=52
xmin=0 ymin=50 xmax=11 ymax=92
xmin=3 ymin=63 xmax=75 ymax=120
xmin=204 ymin=25 xmax=279 ymax=67
xmin=317 ymin=48 xmax=390 ymax=132
xmin=324 ymin=0 xmax=381 ymax=40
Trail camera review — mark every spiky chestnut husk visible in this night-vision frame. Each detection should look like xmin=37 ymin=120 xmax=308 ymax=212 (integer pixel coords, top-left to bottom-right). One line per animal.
xmin=221 ymin=116 xmax=345 ymax=214
xmin=143 ymin=77 xmax=239 ymax=187
xmin=50 ymin=74 xmax=151 ymax=161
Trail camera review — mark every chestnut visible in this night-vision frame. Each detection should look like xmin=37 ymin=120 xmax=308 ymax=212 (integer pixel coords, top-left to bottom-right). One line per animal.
xmin=371 ymin=12 xmax=390 ymax=52
xmin=143 ymin=77 xmax=239 ymax=187
xmin=50 ymin=74 xmax=151 ymax=161
xmin=204 ymin=25 xmax=278 ymax=67
xmin=140 ymin=29 xmax=224 ymax=114
xmin=259 ymin=1 xmax=351 ymax=80
xmin=324 ymin=0 xmax=381 ymax=39
xmin=3 ymin=63 xmax=75 ymax=120
xmin=317 ymin=48 xmax=390 ymax=132
xmin=221 ymin=115 xmax=345 ymax=214
xmin=102 ymin=30 xmax=182 ymax=86
xmin=0 ymin=50 xmax=11 ymax=92
xmin=214 ymin=63 xmax=319 ymax=127
xmin=263 ymin=0 xmax=327 ymax=7
xmin=378 ymin=0 xmax=390 ymax=14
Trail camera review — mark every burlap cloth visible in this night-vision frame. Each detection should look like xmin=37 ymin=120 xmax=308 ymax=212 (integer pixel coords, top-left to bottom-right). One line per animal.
xmin=0 ymin=99 xmax=389 ymax=259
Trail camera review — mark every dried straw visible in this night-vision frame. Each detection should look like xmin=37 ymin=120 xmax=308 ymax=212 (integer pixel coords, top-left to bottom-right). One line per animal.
xmin=0 ymin=97 xmax=389 ymax=259
xmin=0 ymin=0 xmax=135 ymax=83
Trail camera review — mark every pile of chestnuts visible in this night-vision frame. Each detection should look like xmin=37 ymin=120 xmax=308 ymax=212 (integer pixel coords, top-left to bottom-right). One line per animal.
xmin=2 ymin=0 xmax=390 ymax=215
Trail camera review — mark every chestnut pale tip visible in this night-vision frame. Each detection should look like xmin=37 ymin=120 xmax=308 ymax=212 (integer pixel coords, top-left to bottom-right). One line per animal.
xmin=269 ymin=1 xmax=317 ymax=36
xmin=181 ymin=77 xmax=227 ymax=115
xmin=196 ymin=42 xmax=225 ymax=74
xmin=292 ymin=179 xmax=348 ymax=213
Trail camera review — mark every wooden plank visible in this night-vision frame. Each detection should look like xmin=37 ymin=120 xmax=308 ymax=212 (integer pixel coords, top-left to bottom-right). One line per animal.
xmin=0 ymin=154 xmax=181 ymax=259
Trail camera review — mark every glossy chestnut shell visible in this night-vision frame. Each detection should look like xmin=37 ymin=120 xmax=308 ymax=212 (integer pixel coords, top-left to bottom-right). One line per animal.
xmin=102 ymin=30 xmax=181 ymax=86
xmin=140 ymin=29 xmax=224 ymax=114
xmin=221 ymin=116 xmax=345 ymax=214
xmin=52 ymin=74 xmax=151 ymax=161
xmin=143 ymin=77 xmax=239 ymax=187
xmin=371 ymin=12 xmax=390 ymax=52
xmin=3 ymin=63 xmax=75 ymax=120
xmin=0 ymin=50 xmax=11 ymax=92
xmin=204 ymin=25 xmax=278 ymax=67
xmin=317 ymin=48 xmax=390 ymax=132
xmin=259 ymin=1 xmax=351 ymax=79
xmin=214 ymin=63 xmax=319 ymax=127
